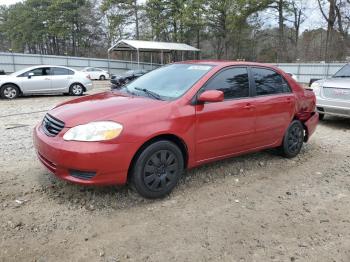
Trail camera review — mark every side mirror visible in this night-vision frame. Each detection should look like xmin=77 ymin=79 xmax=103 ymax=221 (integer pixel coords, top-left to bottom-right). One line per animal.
xmin=28 ymin=72 xmax=34 ymax=79
xmin=198 ymin=90 xmax=224 ymax=103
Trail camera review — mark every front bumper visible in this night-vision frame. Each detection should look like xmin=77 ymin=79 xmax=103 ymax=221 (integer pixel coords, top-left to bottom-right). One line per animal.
xmin=33 ymin=124 xmax=137 ymax=186
xmin=316 ymin=96 xmax=350 ymax=118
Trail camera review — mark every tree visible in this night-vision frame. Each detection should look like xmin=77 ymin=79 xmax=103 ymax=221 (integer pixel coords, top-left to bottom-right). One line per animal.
xmin=102 ymin=0 xmax=142 ymax=40
xmin=317 ymin=0 xmax=338 ymax=61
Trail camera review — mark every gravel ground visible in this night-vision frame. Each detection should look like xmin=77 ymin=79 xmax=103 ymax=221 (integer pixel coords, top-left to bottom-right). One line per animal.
xmin=0 ymin=81 xmax=350 ymax=262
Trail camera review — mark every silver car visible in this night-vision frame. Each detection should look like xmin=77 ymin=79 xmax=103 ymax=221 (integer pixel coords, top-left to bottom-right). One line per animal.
xmin=311 ymin=63 xmax=350 ymax=120
xmin=0 ymin=65 xmax=93 ymax=99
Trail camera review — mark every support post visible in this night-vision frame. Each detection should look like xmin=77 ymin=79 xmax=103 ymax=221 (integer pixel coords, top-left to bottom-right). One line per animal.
xmin=161 ymin=51 xmax=164 ymax=65
xmin=130 ymin=52 xmax=133 ymax=70
xmin=107 ymin=50 xmax=110 ymax=73
xmin=137 ymin=49 xmax=140 ymax=69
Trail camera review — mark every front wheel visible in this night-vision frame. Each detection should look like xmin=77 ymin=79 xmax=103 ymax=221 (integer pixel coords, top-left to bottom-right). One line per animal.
xmin=280 ymin=120 xmax=304 ymax=158
xmin=130 ymin=140 xmax=184 ymax=198
xmin=69 ymin=83 xmax=84 ymax=96
xmin=1 ymin=84 xmax=20 ymax=99
xmin=99 ymin=75 xmax=106 ymax=80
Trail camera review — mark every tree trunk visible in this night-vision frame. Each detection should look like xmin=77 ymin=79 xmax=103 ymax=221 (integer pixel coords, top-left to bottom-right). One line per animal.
xmin=277 ymin=0 xmax=285 ymax=62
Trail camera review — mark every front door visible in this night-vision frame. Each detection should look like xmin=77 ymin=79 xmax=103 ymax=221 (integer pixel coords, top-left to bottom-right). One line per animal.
xmin=195 ymin=67 xmax=256 ymax=162
xmin=20 ymin=67 xmax=51 ymax=93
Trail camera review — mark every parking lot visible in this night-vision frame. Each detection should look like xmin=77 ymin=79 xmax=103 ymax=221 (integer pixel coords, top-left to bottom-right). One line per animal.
xmin=0 ymin=81 xmax=350 ymax=262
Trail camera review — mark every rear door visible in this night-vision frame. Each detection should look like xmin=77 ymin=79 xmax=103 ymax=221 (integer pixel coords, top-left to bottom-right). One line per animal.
xmin=50 ymin=67 xmax=74 ymax=92
xmin=249 ymin=67 xmax=295 ymax=147
xmin=195 ymin=67 xmax=256 ymax=161
xmin=19 ymin=67 xmax=51 ymax=93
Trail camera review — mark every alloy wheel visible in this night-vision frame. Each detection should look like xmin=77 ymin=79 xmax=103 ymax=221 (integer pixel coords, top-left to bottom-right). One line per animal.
xmin=3 ymin=86 xmax=17 ymax=99
xmin=71 ymin=84 xmax=83 ymax=95
xmin=287 ymin=125 xmax=303 ymax=154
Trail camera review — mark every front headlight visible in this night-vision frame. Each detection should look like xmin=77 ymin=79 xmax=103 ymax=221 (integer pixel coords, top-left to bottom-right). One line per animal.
xmin=63 ymin=121 xmax=123 ymax=141
xmin=310 ymin=82 xmax=321 ymax=95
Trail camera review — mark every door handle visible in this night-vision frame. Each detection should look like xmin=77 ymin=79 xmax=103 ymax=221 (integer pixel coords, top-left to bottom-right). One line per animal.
xmin=44 ymin=78 xmax=50 ymax=80
xmin=243 ymin=104 xmax=254 ymax=110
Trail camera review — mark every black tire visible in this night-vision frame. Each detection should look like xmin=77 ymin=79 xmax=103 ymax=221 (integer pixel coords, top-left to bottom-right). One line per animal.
xmin=99 ymin=75 xmax=106 ymax=80
xmin=130 ymin=140 xmax=184 ymax=199
xmin=1 ymin=84 xmax=20 ymax=99
xmin=319 ymin=113 xmax=325 ymax=121
xmin=280 ymin=120 xmax=304 ymax=158
xmin=69 ymin=83 xmax=84 ymax=96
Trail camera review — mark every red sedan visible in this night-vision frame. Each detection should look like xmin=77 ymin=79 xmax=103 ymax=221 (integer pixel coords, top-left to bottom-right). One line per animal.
xmin=33 ymin=61 xmax=318 ymax=198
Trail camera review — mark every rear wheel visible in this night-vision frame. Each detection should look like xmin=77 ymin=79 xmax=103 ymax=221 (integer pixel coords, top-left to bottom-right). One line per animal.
xmin=130 ymin=140 xmax=184 ymax=198
xmin=1 ymin=84 xmax=20 ymax=99
xmin=69 ymin=83 xmax=84 ymax=96
xmin=280 ymin=120 xmax=304 ymax=158
xmin=99 ymin=75 xmax=106 ymax=80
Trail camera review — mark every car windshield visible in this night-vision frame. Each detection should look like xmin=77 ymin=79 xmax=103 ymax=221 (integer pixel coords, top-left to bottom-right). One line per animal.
xmin=124 ymin=64 xmax=213 ymax=100
xmin=333 ymin=64 xmax=350 ymax=78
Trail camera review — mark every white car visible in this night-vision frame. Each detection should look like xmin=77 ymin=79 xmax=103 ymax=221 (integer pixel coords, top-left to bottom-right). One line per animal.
xmin=311 ymin=63 xmax=350 ymax=120
xmin=81 ymin=67 xmax=110 ymax=80
xmin=0 ymin=65 xmax=93 ymax=99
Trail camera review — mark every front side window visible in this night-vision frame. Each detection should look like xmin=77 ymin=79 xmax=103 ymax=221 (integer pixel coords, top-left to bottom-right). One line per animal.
xmin=19 ymin=67 xmax=51 ymax=77
xmin=252 ymin=67 xmax=290 ymax=96
xmin=203 ymin=67 xmax=250 ymax=99
xmin=125 ymin=64 xmax=213 ymax=100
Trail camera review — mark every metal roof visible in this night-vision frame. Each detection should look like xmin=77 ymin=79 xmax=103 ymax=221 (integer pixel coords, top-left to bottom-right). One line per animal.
xmin=108 ymin=40 xmax=200 ymax=53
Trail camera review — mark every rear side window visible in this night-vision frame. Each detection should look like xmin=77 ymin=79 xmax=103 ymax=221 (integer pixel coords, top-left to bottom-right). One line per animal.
xmin=52 ymin=67 xmax=74 ymax=75
xmin=252 ymin=68 xmax=291 ymax=96
xmin=204 ymin=67 xmax=250 ymax=99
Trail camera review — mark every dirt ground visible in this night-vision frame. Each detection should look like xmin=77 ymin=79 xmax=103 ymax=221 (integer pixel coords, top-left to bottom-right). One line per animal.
xmin=0 ymin=81 xmax=349 ymax=262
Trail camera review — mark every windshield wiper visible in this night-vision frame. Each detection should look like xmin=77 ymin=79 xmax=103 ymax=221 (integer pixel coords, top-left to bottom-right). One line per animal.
xmin=134 ymin=87 xmax=162 ymax=100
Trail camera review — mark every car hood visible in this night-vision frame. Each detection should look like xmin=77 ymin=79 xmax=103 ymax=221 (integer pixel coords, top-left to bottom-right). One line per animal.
xmin=49 ymin=91 xmax=167 ymax=127
xmin=319 ymin=77 xmax=350 ymax=89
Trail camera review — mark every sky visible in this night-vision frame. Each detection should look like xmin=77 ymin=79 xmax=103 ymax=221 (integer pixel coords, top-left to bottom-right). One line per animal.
xmin=0 ymin=0 xmax=21 ymax=5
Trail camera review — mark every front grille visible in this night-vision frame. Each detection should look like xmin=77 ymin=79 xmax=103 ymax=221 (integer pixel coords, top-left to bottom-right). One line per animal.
xmin=42 ymin=114 xmax=65 ymax=137
xmin=69 ymin=170 xmax=96 ymax=180
xmin=323 ymin=87 xmax=350 ymax=100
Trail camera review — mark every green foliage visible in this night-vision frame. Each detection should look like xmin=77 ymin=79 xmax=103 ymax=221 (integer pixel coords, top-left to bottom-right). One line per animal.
xmin=0 ymin=0 xmax=102 ymax=56
xmin=0 ymin=0 xmax=348 ymax=62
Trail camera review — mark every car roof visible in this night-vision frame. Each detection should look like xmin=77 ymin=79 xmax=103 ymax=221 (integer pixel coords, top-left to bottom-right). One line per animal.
xmin=179 ymin=60 xmax=275 ymax=67
xmin=12 ymin=65 xmax=77 ymax=76
xmin=175 ymin=60 xmax=285 ymax=75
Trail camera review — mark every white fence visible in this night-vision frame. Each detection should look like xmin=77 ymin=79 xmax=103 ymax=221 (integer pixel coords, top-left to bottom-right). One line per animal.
xmin=0 ymin=52 xmax=160 ymax=75
xmin=274 ymin=63 xmax=346 ymax=83
xmin=0 ymin=52 xmax=346 ymax=83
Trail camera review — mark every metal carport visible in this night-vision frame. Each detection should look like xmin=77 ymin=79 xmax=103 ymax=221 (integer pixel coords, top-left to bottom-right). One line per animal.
xmin=108 ymin=40 xmax=200 ymax=68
